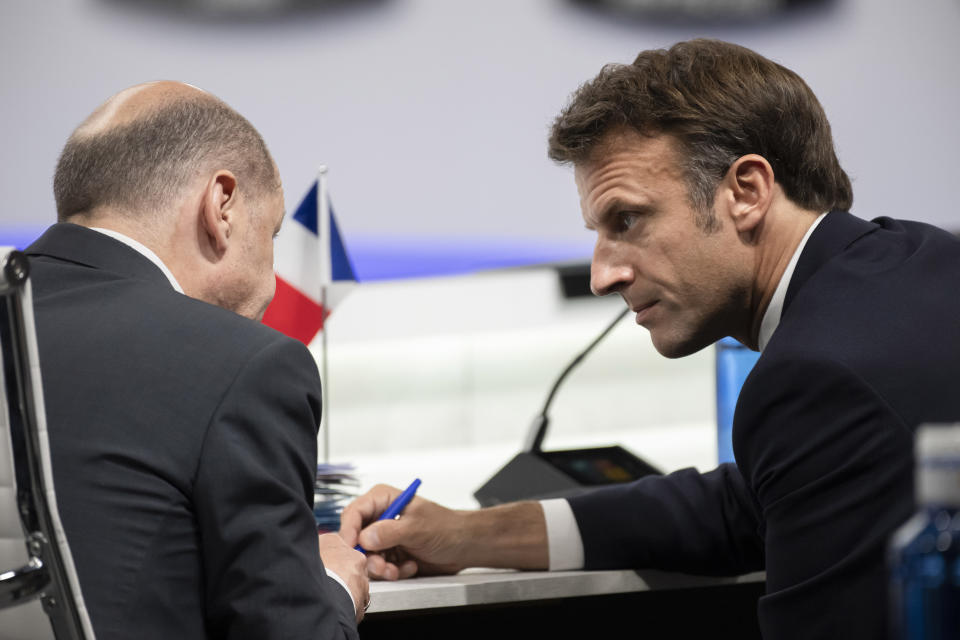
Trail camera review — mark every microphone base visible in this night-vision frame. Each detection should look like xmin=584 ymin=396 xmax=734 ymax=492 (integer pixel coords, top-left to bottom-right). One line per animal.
xmin=473 ymin=445 xmax=662 ymax=507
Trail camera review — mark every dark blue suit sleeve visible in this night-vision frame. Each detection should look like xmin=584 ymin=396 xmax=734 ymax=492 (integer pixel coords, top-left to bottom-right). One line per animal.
xmin=192 ymin=338 xmax=358 ymax=640
xmin=568 ymin=462 xmax=765 ymax=576
xmin=735 ymin=354 xmax=913 ymax=639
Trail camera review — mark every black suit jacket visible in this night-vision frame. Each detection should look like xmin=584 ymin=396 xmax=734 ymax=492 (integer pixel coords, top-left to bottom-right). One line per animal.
xmin=568 ymin=212 xmax=960 ymax=639
xmin=25 ymin=223 xmax=357 ymax=640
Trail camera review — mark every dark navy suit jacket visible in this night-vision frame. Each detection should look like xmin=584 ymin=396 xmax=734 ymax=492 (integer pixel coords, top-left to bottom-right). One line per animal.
xmin=25 ymin=223 xmax=358 ymax=640
xmin=568 ymin=211 xmax=960 ymax=639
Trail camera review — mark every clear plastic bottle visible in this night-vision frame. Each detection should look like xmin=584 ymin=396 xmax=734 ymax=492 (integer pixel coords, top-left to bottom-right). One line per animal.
xmin=888 ymin=424 xmax=960 ymax=639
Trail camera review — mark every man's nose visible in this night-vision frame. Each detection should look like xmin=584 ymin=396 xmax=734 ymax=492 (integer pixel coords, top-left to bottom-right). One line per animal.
xmin=590 ymin=243 xmax=633 ymax=297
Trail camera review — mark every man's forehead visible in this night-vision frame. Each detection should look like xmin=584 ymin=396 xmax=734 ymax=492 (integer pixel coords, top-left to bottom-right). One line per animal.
xmin=577 ymin=133 xmax=682 ymax=187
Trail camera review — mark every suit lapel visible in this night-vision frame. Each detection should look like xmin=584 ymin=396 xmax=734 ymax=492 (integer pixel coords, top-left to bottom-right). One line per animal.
xmin=25 ymin=222 xmax=173 ymax=290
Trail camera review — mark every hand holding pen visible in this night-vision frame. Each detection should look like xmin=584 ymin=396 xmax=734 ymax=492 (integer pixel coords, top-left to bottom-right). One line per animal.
xmin=340 ymin=480 xmax=469 ymax=580
xmin=354 ymin=478 xmax=421 ymax=553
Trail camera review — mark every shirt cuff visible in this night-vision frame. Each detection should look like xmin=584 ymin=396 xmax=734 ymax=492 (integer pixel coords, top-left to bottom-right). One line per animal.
xmin=540 ymin=498 xmax=585 ymax=571
xmin=325 ymin=568 xmax=356 ymax=615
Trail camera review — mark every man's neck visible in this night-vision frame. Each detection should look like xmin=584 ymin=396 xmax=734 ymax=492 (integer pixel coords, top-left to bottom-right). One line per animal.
xmin=746 ymin=203 xmax=822 ymax=349
xmin=71 ymin=209 xmax=161 ymax=251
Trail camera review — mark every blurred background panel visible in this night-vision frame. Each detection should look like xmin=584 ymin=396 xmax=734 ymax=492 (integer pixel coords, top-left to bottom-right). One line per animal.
xmin=3 ymin=0 xmax=958 ymax=506
xmin=1 ymin=0 xmax=958 ymax=277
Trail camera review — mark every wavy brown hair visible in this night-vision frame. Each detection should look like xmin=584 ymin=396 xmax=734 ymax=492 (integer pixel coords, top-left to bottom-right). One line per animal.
xmin=549 ymin=39 xmax=852 ymax=231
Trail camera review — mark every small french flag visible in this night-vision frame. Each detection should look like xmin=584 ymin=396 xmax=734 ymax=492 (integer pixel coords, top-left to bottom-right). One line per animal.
xmin=263 ymin=169 xmax=357 ymax=345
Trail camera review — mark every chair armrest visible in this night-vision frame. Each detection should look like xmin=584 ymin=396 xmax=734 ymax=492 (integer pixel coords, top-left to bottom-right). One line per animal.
xmin=0 ymin=555 xmax=49 ymax=608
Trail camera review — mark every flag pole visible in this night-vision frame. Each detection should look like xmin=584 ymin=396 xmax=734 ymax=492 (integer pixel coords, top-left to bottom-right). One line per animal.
xmin=318 ymin=165 xmax=331 ymax=464
xmin=321 ymin=288 xmax=329 ymax=464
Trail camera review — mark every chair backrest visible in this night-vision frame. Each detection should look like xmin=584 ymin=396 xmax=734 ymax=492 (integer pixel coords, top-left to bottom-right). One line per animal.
xmin=0 ymin=248 xmax=96 ymax=640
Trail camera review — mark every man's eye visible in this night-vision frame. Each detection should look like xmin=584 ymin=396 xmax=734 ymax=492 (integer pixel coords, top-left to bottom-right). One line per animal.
xmin=616 ymin=212 xmax=640 ymax=233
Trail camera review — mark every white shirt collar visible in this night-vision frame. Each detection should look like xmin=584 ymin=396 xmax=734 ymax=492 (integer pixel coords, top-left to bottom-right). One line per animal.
xmin=89 ymin=227 xmax=184 ymax=294
xmin=757 ymin=212 xmax=828 ymax=352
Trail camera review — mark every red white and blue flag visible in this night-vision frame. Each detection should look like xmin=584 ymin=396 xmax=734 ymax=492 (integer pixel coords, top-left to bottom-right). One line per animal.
xmin=263 ymin=170 xmax=357 ymax=345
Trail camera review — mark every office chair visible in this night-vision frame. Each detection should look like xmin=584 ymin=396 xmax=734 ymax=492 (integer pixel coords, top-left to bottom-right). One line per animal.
xmin=0 ymin=248 xmax=96 ymax=639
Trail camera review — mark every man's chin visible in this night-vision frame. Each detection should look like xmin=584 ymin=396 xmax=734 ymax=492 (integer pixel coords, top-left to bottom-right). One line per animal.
xmin=650 ymin=332 xmax=713 ymax=359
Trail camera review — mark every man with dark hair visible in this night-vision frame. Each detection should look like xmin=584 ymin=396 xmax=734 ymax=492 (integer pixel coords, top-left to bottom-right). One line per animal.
xmin=340 ymin=40 xmax=960 ymax=638
xmin=24 ymin=81 xmax=367 ymax=639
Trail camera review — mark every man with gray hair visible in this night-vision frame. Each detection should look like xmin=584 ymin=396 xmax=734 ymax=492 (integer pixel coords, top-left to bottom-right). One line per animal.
xmin=25 ymin=81 xmax=366 ymax=638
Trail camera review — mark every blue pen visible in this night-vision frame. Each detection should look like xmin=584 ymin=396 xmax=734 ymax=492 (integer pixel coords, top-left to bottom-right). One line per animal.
xmin=355 ymin=478 xmax=421 ymax=553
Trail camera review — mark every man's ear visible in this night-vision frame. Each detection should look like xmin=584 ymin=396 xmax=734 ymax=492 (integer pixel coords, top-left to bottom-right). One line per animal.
xmin=721 ymin=154 xmax=775 ymax=235
xmin=200 ymin=170 xmax=239 ymax=256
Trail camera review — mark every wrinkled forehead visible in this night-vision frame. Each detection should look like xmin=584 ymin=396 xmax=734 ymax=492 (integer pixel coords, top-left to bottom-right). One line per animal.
xmin=575 ymin=132 xmax=683 ymax=192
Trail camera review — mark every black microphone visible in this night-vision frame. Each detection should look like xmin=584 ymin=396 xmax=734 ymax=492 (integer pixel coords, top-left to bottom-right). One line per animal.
xmin=474 ymin=306 xmax=661 ymax=507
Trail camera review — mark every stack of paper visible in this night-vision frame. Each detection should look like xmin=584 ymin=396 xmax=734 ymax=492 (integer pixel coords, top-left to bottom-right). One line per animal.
xmin=314 ymin=463 xmax=360 ymax=533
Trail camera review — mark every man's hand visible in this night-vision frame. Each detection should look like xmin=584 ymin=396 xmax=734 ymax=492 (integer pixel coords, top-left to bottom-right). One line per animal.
xmin=318 ymin=532 xmax=370 ymax=622
xmin=339 ymin=484 xmax=471 ymax=580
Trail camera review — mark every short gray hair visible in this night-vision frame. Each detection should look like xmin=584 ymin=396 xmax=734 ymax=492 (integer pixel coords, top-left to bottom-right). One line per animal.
xmin=54 ymin=94 xmax=278 ymax=221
